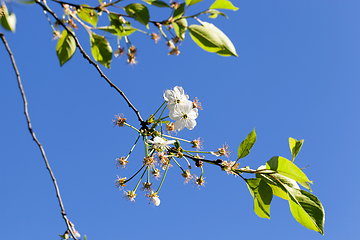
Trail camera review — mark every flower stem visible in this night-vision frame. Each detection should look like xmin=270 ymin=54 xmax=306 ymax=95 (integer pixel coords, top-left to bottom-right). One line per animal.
xmin=171 ymin=156 xmax=186 ymax=173
xmin=133 ymin=166 xmax=148 ymax=192
xmin=153 ymin=101 xmax=166 ymax=117
xmin=124 ymin=164 xmax=145 ymax=183
xmin=124 ymin=122 xmax=140 ymax=133
xmin=155 ymin=163 xmax=169 ymax=194
xmin=162 ymin=134 xmax=191 ymax=143
xmin=184 ymin=150 xmax=213 ymax=154
xmin=125 ymin=133 xmax=141 ymax=160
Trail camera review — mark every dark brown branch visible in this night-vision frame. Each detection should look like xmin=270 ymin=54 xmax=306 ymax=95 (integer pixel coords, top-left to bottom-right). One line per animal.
xmin=0 ymin=31 xmax=78 ymax=240
xmin=168 ymin=148 xmax=224 ymax=168
xmin=51 ymin=0 xmax=124 ymax=11
xmin=35 ymin=0 xmax=146 ymax=127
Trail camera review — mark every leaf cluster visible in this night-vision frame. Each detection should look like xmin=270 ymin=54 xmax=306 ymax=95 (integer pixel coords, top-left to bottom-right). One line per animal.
xmin=237 ymin=132 xmax=324 ymax=235
xmin=0 ymin=0 xmax=240 ymax=68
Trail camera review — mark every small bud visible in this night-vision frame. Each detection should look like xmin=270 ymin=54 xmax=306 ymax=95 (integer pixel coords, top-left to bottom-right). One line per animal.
xmin=116 ymin=156 xmax=128 ymax=169
xmin=168 ymin=47 xmax=180 ymax=56
xmin=146 ymin=191 xmax=161 ymax=206
xmin=181 ymin=169 xmax=194 ymax=184
xmin=152 ymin=168 xmax=161 ymax=179
xmin=113 ymin=114 xmax=127 ymax=127
xmin=151 ymin=32 xmax=161 ymax=43
xmin=192 ymin=97 xmax=203 ymax=110
xmin=114 ymin=47 xmax=125 ymax=57
xmin=141 ymin=182 xmax=153 ymax=192
xmin=191 ymin=137 xmax=203 ymax=150
xmin=195 ymin=176 xmax=205 ymax=187
xmin=124 ymin=190 xmax=136 ymax=202
xmin=143 ymin=156 xmax=155 ymax=166
xmin=115 ymin=176 xmax=127 ymax=189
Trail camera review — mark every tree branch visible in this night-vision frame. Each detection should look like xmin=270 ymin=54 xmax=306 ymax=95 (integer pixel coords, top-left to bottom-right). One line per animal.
xmin=0 ymin=31 xmax=78 ymax=240
xmin=35 ymin=0 xmax=146 ymax=127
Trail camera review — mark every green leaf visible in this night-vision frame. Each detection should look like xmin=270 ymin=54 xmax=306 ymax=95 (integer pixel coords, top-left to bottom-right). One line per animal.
xmin=260 ymin=172 xmax=325 ymax=234
xmin=209 ymin=0 xmax=239 ymax=11
xmin=174 ymin=140 xmax=181 ymax=149
xmin=90 ymin=33 xmax=112 ymax=68
xmin=205 ymin=9 xmax=228 ymax=19
xmin=185 ymin=0 xmax=204 ymax=7
xmin=76 ymin=5 xmax=98 ymax=27
xmin=172 ymin=18 xmax=188 ymax=41
xmin=97 ymin=26 xmax=137 ymax=37
xmin=237 ymin=128 xmax=256 ymax=160
xmin=1 ymin=4 xmax=16 ymax=32
xmin=258 ymin=171 xmax=300 ymax=200
xmin=266 ymin=156 xmax=312 ymax=185
xmin=286 ymin=186 xmax=325 ymax=234
xmin=289 ymin=137 xmax=304 ymax=161
xmin=246 ymin=178 xmax=273 ymax=219
xmin=107 ymin=13 xmax=138 ymax=37
xmin=173 ymin=2 xmax=185 ymax=19
xmin=56 ymin=30 xmax=76 ymax=66
xmin=17 ymin=0 xmax=35 ymax=4
xmin=298 ymin=181 xmax=312 ymax=191
xmin=188 ymin=20 xmax=237 ymax=57
xmin=143 ymin=0 xmax=169 ymax=8
xmin=124 ymin=3 xmax=150 ymax=27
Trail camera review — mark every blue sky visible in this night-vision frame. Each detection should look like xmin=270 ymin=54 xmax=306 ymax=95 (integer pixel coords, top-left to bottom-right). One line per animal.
xmin=1 ymin=0 xmax=359 ymax=239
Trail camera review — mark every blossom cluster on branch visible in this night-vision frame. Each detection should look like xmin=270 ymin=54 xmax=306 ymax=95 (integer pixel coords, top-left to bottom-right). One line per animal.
xmin=113 ymin=86 xmax=325 ymax=235
xmin=0 ymin=0 xmax=325 ymax=238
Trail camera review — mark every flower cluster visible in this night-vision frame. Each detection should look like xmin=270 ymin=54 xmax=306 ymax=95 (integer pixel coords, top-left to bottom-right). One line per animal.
xmin=113 ymin=86 xmax=237 ymax=207
xmin=163 ymin=86 xmax=200 ymax=131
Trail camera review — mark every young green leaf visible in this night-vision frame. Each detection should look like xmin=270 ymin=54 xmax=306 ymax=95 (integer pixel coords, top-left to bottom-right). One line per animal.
xmin=76 ymin=5 xmax=98 ymax=27
xmin=209 ymin=0 xmax=239 ymax=11
xmin=173 ymin=2 xmax=185 ymax=19
xmin=289 ymin=137 xmax=304 ymax=161
xmin=143 ymin=0 xmax=170 ymax=8
xmin=0 ymin=4 xmax=16 ymax=32
xmin=237 ymin=128 xmax=256 ymax=160
xmin=185 ymin=0 xmax=204 ymax=7
xmin=172 ymin=18 xmax=188 ymax=41
xmin=188 ymin=21 xmax=237 ymax=57
xmin=124 ymin=3 xmax=150 ymax=27
xmin=266 ymin=156 xmax=312 ymax=185
xmin=56 ymin=30 xmax=76 ymax=66
xmin=286 ymin=186 xmax=325 ymax=234
xmin=205 ymin=9 xmax=228 ymax=19
xmin=90 ymin=33 xmax=112 ymax=68
xmin=246 ymin=178 xmax=273 ymax=219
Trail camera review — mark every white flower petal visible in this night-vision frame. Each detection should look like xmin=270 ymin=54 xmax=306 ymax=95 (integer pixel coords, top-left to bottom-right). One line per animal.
xmin=152 ymin=197 xmax=160 ymax=206
xmin=185 ymin=119 xmax=197 ymax=130
xmin=174 ymin=119 xmax=186 ymax=131
xmin=163 ymin=86 xmax=190 ymax=110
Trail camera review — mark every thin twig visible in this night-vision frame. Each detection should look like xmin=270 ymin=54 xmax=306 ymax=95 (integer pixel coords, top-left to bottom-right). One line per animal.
xmin=0 ymin=31 xmax=78 ymax=240
xmin=35 ymin=0 xmax=146 ymax=127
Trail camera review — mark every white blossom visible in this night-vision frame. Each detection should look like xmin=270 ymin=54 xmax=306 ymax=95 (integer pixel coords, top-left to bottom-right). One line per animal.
xmin=151 ymin=196 xmax=161 ymax=206
xmin=147 ymin=136 xmax=175 ymax=151
xmin=169 ymin=101 xmax=198 ymax=131
xmin=163 ymin=86 xmax=189 ymax=110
